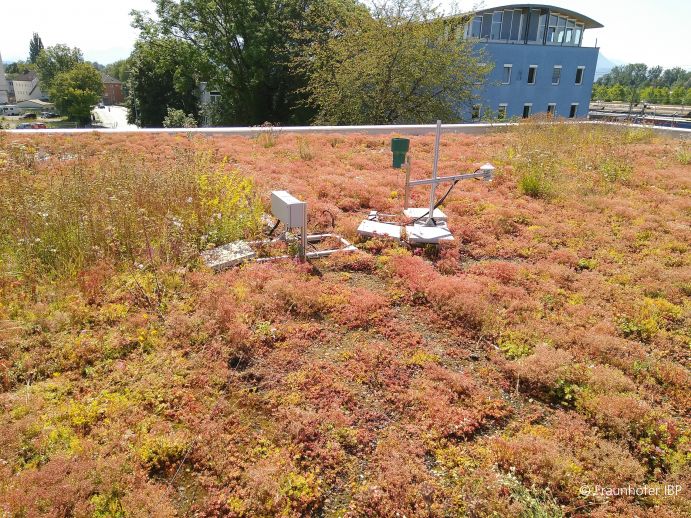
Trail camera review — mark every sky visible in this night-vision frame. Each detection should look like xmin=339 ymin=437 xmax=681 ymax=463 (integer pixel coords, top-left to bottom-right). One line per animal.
xmin=0 ymin=0 xmax=689 ymax=70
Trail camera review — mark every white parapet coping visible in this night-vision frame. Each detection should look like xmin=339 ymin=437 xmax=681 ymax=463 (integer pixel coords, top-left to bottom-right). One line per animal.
xmin=5 ymin=120 xmax=689 ymax=138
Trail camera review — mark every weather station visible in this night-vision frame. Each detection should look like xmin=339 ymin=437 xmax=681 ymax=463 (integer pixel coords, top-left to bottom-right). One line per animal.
xmin=357 ymin=120 xmax=495 ymax=244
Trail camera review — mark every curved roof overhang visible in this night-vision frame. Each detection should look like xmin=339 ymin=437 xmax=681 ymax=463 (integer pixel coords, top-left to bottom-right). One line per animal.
xmin=474 ymin=4 xmax=604 ymax=29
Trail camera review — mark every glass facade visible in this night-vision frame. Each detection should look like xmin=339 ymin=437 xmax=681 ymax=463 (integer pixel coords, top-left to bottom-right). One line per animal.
xmin=467 ymin=8 xmax=588 ymax=47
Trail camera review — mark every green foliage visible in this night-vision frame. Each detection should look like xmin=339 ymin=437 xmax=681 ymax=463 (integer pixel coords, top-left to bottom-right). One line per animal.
xmin=599 ymin=157 xmax=632 ymax=183
xmin=4 ymin=60 xmax=34 ymax=75
xmin=125 ymin=37 xmax=206 ymax=127
xmin=162 ymin=107 xmax=198 ymax=128
xmin=90 ymin=491 xmax=126 ymax=518
xmin=618 ymin=297 xmax=683 ymax=343
xmin=29 ymin=33 xmax=44 ymax=64
xmin=297 ymin=0 xmax=488 ymax=124
xmin=0 ymin=144 xmax=262 ymax=277
xmin=256 ymin=124 xmax=279 ymax=148
xmin=35 ymin=44 xmax=84 ymax=90
xmin=594 ymin=63 xmax=691 ymax=104
xmin=49 ymin=63 xmax=104 ymax=122
xmin=576 ymin=258 xmax=597 ymax=271
xmin=501 ymin=471 xmax=564 ymax=518
xmin=132 ymin=0 xmax=336 ymax=125
xmin=138 ymin=435 xmax=187 ymax=474
xmin=499 ymin=332 xmax=534 ymax=359
xmin=519 ymin=170 xmax=553 ymax=199
xmin=104 ymin=59 xmax=130 ymax=83
xmin=677 ymin=145 xmax=691 ymax=165
xmin=550 ymin=378 xmax=581 ymax=407
xmin=597 ymin=63 xmax=691 ymax=89
xmin=297 ymin=137 xmax=314 ymax=160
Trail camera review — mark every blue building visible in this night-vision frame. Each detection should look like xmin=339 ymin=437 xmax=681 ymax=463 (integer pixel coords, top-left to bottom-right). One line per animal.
xmin=466 ymin=4 xmax=603 ymax=120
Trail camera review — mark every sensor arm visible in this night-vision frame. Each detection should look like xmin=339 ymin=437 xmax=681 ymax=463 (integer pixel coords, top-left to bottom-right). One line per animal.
xmin=408 ymin=165 xmax=494 ymax=186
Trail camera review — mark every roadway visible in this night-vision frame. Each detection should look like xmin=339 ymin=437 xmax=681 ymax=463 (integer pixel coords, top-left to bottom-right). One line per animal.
xmin=92 ymin=105 xmax=137 ymax=130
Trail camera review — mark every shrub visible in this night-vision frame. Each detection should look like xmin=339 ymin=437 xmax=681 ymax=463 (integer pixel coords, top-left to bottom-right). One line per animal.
xmin=519 ymin=170 xmax=553 ymax=199
xmin=138 ymin=435 xmax=188 ymax=475
xmin=0 ymin=145 xmax=262 ymax=277
xmin=498 ymin=332 xmax=534 ymax=359
xmin=510 ymin=344 xmax=585 ymax=405
xmin=256 ymin=123 xmax=278 ymax=148
xmin=599 ymin=157 xmax=632 ymax=183
xmin=297 ymin=137 xmax=314 ymax=160
xmin=162 ymin=107 xmax=198 ymax=128
xmin=676 ymin=145 xmax=691 ymax=165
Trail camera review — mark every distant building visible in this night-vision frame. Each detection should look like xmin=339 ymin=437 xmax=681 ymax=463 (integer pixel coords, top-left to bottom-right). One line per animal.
xmin=466 ymin=4 xmax=602 ymax=120
xmin=100 ymin=72 xmax=124 ymax=105
xmin=9 ymin=71 xmax=46 ymax=103
xmin=16 ymin=99 xmax=54 ymax=111
xmin=199 ymin=82 xmax=222 ymax=126
xmin=0 ymin=51 xmax=9 ymax=104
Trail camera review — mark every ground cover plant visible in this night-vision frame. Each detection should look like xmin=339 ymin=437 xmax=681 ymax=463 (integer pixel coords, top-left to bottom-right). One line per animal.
xmin=0 ymin=121 xmax=689 ymax=517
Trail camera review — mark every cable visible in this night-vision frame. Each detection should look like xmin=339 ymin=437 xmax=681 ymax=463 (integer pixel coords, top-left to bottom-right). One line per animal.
xmin=410 ymin=180 xmax=458 ymax=224
xmin=321 ymin=209 xmax=336 ymax=231
xmin=409 ymin=168 xmax=483 ymax=225
xmin=267 ymin=219 xmax=281 ymax=237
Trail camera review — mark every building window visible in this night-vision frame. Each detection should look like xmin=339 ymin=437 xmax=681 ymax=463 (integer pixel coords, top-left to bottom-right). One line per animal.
xmin=565 ymin=19 xmax=575 ymax=45
xmin=209 ymin=91 xmax=221 ymax=102
xmin=569 ymin=103 xmax=578 ymax=118
xmin=502 ymin=65 xmax=512 ymax=84
xmin=527 ymin=65 xmax=538 ymax=84
xmin=574 ymin=23 xmax=584 ymax=46
xmin=552 ymin=66 xmax=562 ymax=85
xmin=498 ymin=104 xmax=508 ymax=120
xmin=500 ymin=10 xmax=513 ymax=39
xmin=490 ymin=11 xmax=503 ymax=40
xmin=472 ymin=104 xmax=482 ymax=120
xmin=575 ymin=66 xmax=585 ymax=85
xmin=510 ymin=9 xmax=525 ymax=41
xmin=481 ymin=13 xmax=492 ymax=38
xmin=547 ymin=103 xmax=556 ymax=115
xmin=526 ymin=8 xmax=541 ymax=42
xmin=523 ymin=104 xmax=532 ymax=118
xmin=470 ymin=16 xmax=483 ymax=38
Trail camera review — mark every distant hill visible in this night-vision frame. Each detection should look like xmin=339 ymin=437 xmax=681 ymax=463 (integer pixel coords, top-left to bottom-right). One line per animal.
xmin=595 ymin=54 xmax=623 ymax=80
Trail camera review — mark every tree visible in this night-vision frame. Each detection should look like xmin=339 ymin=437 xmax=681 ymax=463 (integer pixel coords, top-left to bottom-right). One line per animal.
xmin=297 ymin=0 xmax=488 ymax=124
xmin=660 ymin=67 xmax=691 ymax=88
xmin=670 ymin=86 xmax=685 ymax=105
xmin=163 ymin=107 xmax=198 ymax=127
xmin=131 ymin=0 xmax=343 ymax=125
xmin=597 ymin=63 xmax=648 ymax=88
xmin=49 ymin=63 xmax=104 ymax=123
xmin=609 ymin=84 xmax=626 ymax=101
xmin=639 ymin=86 xmax=655 ymax=103
xmin=684 ymin=89 xmax=691 ymax=106
xmin=125 ymin=37 xmax=207 ymax=127
xmin=36 ymin=44 xmax=83 ymax=90
xmin=29 ymin=33 xmax=44 ymax=64
xmin=646 ymin=65 xmax=663 ymax=86
xmin=5 ymin=61 xmax=33 ymax=75
xmin=104 ymin=59 xmax=130 ymax=83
